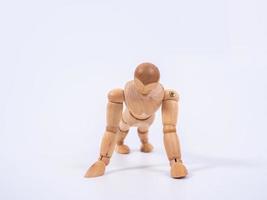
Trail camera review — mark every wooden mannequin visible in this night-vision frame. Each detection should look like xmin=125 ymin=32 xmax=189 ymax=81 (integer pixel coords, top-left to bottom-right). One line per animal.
xmin=85 ymin=63 xmax=188 ymax=179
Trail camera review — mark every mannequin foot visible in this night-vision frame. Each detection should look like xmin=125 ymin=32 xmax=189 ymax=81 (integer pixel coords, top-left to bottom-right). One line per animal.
xmin=116 ymin=144 xmax=130 ymax=154
xmin=140 ymin=143 xmax=153 ymax=153
xmin=170 ymin=161 xmax=188 ymax=179
xmin=84 ymin=160 xmax=106 ymax=178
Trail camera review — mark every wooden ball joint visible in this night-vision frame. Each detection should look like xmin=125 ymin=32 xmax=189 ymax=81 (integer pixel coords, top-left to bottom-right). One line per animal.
xmin=84 ymin=63 xmax=188 ymax=179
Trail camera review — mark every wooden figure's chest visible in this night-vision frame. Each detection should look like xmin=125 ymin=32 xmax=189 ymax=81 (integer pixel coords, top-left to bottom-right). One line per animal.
xmin=124 ymin=81 xmax=164 ymax=119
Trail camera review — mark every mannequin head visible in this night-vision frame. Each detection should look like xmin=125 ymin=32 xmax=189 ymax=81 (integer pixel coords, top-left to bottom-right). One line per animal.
xmin=134 ymin=63 xmax=160 ymax=95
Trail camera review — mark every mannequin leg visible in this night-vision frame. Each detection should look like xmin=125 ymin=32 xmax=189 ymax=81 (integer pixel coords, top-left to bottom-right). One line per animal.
xmin=116 ymin=128 xmax=130 ymax=154
xmin=137 ymin=126 xmax=153 ymax=153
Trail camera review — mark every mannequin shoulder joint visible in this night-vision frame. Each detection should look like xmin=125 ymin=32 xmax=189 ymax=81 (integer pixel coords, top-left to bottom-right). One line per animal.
xmin=163 ymin=89 xmax=179 ymax=101
xmin=108 ymin=89 xmax=124 ymax=103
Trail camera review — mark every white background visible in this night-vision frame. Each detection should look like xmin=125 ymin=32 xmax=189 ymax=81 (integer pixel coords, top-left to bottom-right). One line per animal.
xmin=0 ymin=0 xmax=267 ymax=200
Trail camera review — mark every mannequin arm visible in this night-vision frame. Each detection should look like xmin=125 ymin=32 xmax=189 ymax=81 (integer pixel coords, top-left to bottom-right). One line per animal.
xmin=162 ymin=90 xmax=187 ymax=178
xmin=85 ymin=89 xmax=124 ymax=178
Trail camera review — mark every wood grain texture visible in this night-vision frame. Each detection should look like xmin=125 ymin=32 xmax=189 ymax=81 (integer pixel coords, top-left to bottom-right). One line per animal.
xmin=162 ymin=93 xmax=181 ymax=161
xmin=163 ymin=132 xmax=181 ymax=161
xmin=162 ymin=95 xmax=178 ymax=126
xmin=124 ymin=80 xmax=164 ymax=119
xmin=106 ymin=102 xmax=123 ymax=131
xmin=134 ymin=62 xmax=160 ymax=85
